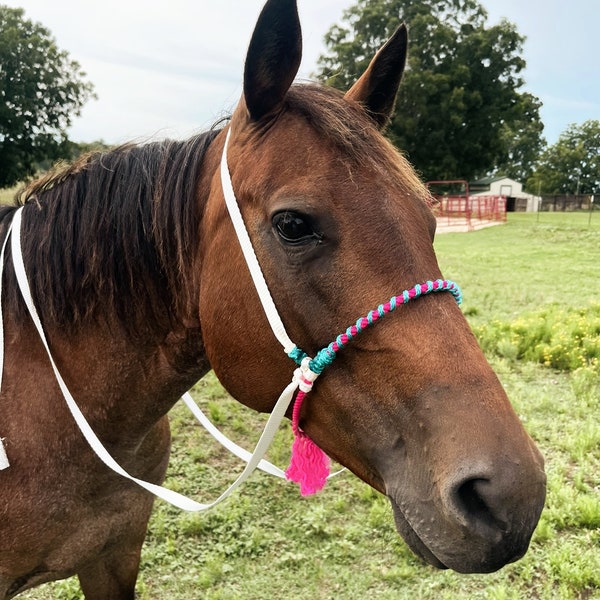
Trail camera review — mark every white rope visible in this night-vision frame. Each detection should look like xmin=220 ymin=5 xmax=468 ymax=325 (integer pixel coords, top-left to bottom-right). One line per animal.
xmin=0 ymin=216 xmax=12 ymax=394
xmin=219 ymin=130 xmax=344 ymax=482
xmin=220 ymin=128 xmax=297 ymax=355
xmin=0 ymin=211 xmax=17 ymax=470
xmin=181 ymin=392 xmax=286 ymax=479
xmin=8 ymin=206 xmax=296 ymax=510
xmin=0 ymin=441 xmax=7 ymax=470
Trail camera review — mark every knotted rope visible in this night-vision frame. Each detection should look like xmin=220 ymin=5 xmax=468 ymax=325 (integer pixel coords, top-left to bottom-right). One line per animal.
xmin=284 ymin=279 xmax=462 ymax=495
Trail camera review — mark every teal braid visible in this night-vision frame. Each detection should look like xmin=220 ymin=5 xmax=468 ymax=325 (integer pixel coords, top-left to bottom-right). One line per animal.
xmin=288 ymin=346 xmax=309 ymax=365
xmin=287 ymin=279 xmax=461 ymax=375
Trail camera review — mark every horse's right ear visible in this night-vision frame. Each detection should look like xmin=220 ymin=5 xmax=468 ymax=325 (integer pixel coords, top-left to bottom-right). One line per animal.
xmin=242 ymin=0 xmax=302 ymax=123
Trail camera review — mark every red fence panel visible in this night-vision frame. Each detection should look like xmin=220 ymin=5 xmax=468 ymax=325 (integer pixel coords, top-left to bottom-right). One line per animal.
xmin=433 ymin=195 xmax=506 ymax=231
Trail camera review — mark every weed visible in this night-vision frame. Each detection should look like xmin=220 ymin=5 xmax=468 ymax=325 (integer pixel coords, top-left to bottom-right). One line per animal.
xmin=475 ymin=304 xmax=600 ymax=373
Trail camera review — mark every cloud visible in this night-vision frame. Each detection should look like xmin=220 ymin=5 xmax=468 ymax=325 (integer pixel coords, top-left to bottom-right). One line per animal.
xmin=5 ymin=0 xmax=599 ymax=145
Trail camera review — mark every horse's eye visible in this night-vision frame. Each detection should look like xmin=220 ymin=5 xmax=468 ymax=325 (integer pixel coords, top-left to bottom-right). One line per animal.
xmin=272 ymin=211 xmax=321 ymax=246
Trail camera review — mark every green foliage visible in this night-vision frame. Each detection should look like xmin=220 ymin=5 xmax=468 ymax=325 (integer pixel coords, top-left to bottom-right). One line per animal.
xmin=494 ymin=92 xmax=546 ymax=183
xmin=0 ymin=6 xmax=95 ymax=187
xmin=317 ymin=0 xmax=544 ymax=182
xmin=475 ymin=304 xmax=600 ymax=372
xmin=527 ymin=120 xmax=600 ymax=194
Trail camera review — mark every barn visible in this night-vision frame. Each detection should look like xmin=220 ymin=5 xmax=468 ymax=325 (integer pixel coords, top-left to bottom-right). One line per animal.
xmin=470 ymin=176 xmax=541 ymax=212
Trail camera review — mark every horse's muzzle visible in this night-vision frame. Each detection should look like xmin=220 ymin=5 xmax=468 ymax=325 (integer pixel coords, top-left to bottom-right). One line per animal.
xmin=387 ymin=442 xmax=546 ymax=573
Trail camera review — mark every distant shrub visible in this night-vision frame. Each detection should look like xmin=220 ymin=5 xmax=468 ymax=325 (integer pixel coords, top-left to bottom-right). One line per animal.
xmin=475 ymin=303 xmax=600 ymax=373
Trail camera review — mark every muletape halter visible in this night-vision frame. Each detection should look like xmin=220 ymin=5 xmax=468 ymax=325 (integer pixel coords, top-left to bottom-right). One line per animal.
xmin=0 ymin=127 xmax=461 ymax=509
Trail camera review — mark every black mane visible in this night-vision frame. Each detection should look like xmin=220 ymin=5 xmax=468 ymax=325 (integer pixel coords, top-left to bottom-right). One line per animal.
xmin=1 ymin=129 xmax=220 ymax=337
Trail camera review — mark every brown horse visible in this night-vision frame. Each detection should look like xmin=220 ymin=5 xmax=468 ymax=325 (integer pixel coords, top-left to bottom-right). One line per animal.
xmin=0 ymin=1 xmax=545 ymax=597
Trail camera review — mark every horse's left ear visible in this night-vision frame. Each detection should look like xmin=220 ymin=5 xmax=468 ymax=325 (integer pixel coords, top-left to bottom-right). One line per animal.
xmin=344 ymin=24 xmax=408 ymax=129
xmin=243 ymin=0 xmax=302 ymax=123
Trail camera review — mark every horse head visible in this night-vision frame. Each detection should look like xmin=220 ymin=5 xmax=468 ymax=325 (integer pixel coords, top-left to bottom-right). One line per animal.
xmin=198 ymin=0 xmax=545 ymax=573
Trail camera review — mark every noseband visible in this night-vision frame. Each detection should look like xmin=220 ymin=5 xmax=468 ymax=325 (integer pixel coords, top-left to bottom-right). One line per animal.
xmin=220 ymin=128 xmax=462 ymax=494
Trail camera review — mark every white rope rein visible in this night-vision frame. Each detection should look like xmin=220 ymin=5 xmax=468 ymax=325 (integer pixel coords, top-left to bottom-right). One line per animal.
xmin=0 ymin=127 xmax=310 ymax=504
xmin=0 ymin=220 xmax=10 ymax=470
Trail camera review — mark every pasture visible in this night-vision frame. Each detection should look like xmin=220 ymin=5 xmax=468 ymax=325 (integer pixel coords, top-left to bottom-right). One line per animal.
xmin=0 ymin=187 xmax=18 ymax=206
xmin=15 ymin=211 xmax=598 ymax=600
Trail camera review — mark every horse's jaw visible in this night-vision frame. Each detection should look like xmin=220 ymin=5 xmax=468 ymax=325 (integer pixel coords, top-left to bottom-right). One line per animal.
xmin=388 ymin=499 xmax=448 ymax=570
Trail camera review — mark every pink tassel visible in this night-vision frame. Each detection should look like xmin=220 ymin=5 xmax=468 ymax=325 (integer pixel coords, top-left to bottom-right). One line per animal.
xmin=285 ymin=390 xmax=330 ymax=495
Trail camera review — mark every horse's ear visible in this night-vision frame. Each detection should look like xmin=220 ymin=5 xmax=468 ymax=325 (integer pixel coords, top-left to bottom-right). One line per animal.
xmin=344 ymin=24 xmax=408 ymax=129
xmin=243 ymin=0 xmax=302 ymax=123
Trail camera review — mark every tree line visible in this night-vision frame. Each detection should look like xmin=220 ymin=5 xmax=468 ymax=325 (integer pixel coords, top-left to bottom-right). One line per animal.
xmin=1 ymin=2 xmax=598 ymax=195
xmin=0 ymin=5 xmax=95 ymax=188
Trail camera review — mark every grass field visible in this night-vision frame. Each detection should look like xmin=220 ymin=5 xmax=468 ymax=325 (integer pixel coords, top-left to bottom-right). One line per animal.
xmin=17 ymin=212 xmax=600 ymax=599
xmin=0 ymin=185 xmax=19 ymax=206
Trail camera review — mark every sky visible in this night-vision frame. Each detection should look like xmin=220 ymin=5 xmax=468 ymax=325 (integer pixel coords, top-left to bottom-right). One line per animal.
xmin=3 ymin=0 xmax=598 ymax=147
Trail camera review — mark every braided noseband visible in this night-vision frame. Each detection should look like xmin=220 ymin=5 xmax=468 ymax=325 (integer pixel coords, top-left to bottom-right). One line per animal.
xmin=288 ymin=279 xmax=462 ymax=373
xmin=220 ymin=129 xmax=462 ymax=495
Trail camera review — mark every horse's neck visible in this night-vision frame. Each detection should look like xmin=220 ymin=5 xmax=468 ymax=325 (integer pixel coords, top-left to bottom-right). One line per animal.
xmin=5 ymin=133 xmax=224 ymax=445
xmin=108 ymin=325 xmax=209 ymax=427
xmin=10 ymin=315 xmax=211 ymax=448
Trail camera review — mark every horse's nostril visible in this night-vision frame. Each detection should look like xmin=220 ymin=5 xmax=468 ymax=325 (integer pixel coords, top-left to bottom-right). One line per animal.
xmin=452 ymin=477 xmax=510 ymax=536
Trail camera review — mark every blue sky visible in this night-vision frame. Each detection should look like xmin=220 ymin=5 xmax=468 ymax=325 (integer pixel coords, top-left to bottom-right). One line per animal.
xmin=4 ymin=0 xmax=598 ymax=147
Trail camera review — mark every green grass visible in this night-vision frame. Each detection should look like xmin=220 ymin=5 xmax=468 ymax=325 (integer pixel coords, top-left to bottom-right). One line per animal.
xmin=437 ymin=212 xmax=600 ymax=325
xmin=21 ymin=213 xmax=600 ymax=599
xmin=0 ymin=185 xmax=20 ymax=205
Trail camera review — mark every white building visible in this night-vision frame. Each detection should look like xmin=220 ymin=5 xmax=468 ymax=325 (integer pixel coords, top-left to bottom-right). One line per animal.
xmin=470 ymin=176 xmax=541 ymax=212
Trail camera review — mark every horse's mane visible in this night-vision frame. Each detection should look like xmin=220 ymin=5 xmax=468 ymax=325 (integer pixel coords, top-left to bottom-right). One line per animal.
xmin=1 ymin=129 xmax=220 ymax=337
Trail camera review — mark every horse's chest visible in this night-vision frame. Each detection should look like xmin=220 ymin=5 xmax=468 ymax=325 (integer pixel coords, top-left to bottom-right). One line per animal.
xmin=0 ymin=417 xmax=169 ymax=592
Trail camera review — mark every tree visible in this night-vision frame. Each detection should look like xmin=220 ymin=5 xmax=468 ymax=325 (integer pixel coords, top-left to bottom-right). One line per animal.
xmin=526 ymin=120 xmax=600 ymax=195
xmin=0 ymin=6 xmax=95 ymax=187
xmin=317 ymin=0 xmax=544 ymax=182
xmin=494 ymin=92 xmax=545 ymax=183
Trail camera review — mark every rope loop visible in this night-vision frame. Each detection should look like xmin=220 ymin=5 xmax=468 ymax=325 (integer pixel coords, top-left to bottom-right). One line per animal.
xmin=294 ymin=279 xmax=462 ymax=380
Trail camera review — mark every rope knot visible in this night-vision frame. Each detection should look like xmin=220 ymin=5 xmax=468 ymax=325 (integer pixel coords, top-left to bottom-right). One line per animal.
xmin=293 ymin=356 xmax=320 ymax=393
xmin=286 ymin=355 xmax=330 ymax=495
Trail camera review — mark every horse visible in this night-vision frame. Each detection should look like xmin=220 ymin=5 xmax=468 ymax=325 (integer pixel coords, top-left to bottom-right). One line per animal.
xmin=0 ymin=1 xmax=546 ymax=597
